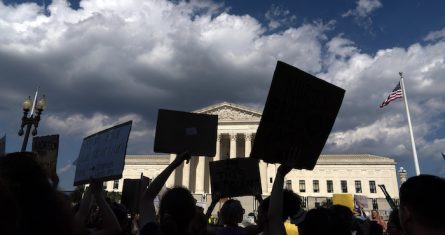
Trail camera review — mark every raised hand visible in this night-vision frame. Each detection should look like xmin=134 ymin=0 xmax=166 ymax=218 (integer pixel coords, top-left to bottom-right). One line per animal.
xmin=172 ymin=151 xmax=192 ymax=166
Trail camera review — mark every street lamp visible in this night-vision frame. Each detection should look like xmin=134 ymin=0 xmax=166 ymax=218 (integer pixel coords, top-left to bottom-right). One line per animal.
xmin=18 ymin=95 xmax=47 ymax=152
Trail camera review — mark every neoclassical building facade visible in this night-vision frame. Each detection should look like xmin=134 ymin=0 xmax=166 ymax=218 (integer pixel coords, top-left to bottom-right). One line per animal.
xmin=106 ymin=102 xmax=399 ymax=213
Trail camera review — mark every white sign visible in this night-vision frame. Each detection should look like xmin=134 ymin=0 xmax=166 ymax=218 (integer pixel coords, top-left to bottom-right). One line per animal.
xmin=74 ymin=121 xmax=132 ymax=186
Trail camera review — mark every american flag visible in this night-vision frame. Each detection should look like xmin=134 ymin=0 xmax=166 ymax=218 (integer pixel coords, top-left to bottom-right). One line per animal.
xmin=380 ymin=82 xmax=403 ymax=108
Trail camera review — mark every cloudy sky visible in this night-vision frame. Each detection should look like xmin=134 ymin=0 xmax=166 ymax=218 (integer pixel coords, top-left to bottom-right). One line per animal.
xmin=1 ymin=0 xmax=445 ymax=190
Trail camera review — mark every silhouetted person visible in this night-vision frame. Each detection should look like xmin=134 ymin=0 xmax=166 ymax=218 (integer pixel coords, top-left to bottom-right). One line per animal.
xmin=387 ymin=209 xmax=405 ymax=235
xmin=139 ymin=152 xmax=197 ymax=235
xmin=399 ymin=174 xmax=445 ymax=235
xmin=218 ymin=199 xmax=246 ymax=235
xmin=0 ymin=152 xmax=80 ymax=235
xmin=370 ymin=210 xmax=386 ymax=233
xmin=75 ymin=181 xmax=122 ymax=235
xmin=330 ymin=205 xmax=353 ymax=235
xmin=300 ymin=207 xmax=333 ymax=235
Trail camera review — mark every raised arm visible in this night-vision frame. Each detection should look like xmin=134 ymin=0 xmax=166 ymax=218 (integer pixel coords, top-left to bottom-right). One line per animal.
xmin=90 ymin=181 xmax=122 ymax=235
xmin=139 ymin=152 xmax=191 ymax=227
xmin=205 ymin=192 xmax=221 ymax=221
xmin=74 ymin=185 xmax=93 ymax=227
xmin=264 ymin=150 xmax=296 ymax=235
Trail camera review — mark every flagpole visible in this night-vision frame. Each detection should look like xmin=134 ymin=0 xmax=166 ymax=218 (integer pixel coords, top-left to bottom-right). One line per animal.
xmin=30 ymin=86 xmax=39 ymax=117
xmin=399 ymin=72 xmax=420 ymax=175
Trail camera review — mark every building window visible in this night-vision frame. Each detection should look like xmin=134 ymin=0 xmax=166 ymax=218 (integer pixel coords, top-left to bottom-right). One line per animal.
xmin=299 ymin=180 xmax=306 ymax=193
xmin=113 ymin=180 xmax=119 ymax=190
xmin=355 ymin=180 xmax=362 ymax=193
xmin=341 ymin=180 xmax=348 ymax=193
xmin=327 ymin=180 xmax=333 ymax=193
xmin=270 ymin=177 xmax=273 ymax=183
xmin=286 ymin=180 xmax=292 ymax=190
xmin=370 ymin=181 xmax=377 ymax=193
xmin=313 ymin=180 xmax=319 ymax=193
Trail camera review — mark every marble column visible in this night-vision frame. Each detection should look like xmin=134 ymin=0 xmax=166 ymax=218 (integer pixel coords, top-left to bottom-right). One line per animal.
xmin=215 ymin=134 xmax=221 ymax=161
xmin=244 ymin=133 xmax=252 ymax=157
xmin=166 ymin=154 xmax=176 ymax=188
xmin=260 ymin=160 xmax=268 ymax=194
xmin=182 ymin=160 xmax=190 ymax=189
xmin=230 ymin=133 xmax=237 ymax=158
xmin=195 ymin=156 xmax=206 ymax=194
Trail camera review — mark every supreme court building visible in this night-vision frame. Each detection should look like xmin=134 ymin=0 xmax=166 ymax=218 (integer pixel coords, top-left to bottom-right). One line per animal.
xmin=107 ymin=102 xmax=400 ymax=215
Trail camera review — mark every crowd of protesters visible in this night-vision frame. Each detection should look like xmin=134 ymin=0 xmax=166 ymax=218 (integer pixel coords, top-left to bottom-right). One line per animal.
xmin=1 ymin=151 xmax=445 ymax=235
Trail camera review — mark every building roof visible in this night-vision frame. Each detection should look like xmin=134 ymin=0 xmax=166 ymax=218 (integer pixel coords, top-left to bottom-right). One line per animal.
xmin=125 ymin=154 xmax=170 ymax=165
xmin=318 ymin=154 xmax=396 ymax=165
xmin=193 ymin=102 xmax=262 ymax=122
xmin=125 ymin=154 xmax=396 ymax=165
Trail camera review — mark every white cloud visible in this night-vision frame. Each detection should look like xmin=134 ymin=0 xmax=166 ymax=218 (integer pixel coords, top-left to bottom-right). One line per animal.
xmin=343 ymin=0 xmax=382 ymax=18
xmin=424 ymin=26 xmax=445 ymax=42
xmin=342 ymin=0 xmax=382 ymax=30
xmin=58 ymin=161 xmax=74 ymax=175
xmin=1 ymin=0 xmax=445 ymax=180
xmin=44 ymin=112 xmax=151 ymax=139
xmin=265 ymin=4 xmax=297 ymax=30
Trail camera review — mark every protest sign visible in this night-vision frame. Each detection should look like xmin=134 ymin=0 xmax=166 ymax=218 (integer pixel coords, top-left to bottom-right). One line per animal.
xmin=32 ymin=134 xmax=59 ymax=184
xmin=209 ymin=158 xmax=262 ymax=200
xmin=251 ymin=61 xmax=345 ymax=169
xmin=0 ymin=135 xmax=5 ymax=155
xmin=354 ymin=195 xmax=368 ymax=208
xmin=121 ymin=176 xmax=151 ymax=214
xmin=74 ymin=121 xmax=132 ymax=186
xmin=333 ymin=194 xmax=354 ymax=211
xmin=154 ymin=109 xmax=218 ymax=156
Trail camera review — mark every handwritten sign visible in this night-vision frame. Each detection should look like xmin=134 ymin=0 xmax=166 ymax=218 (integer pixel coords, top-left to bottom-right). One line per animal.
xmin=251 ymin=61 xmax=345 ymax=169
xmin=154 ymin=109 xmax=218 ymax=156
xmin=32 ymin=134 xmax=59 ymax=184
xmin=74 ymin=121 xmax=132 ymax=186
xmin=209 ymin=158 xmax=262 ymax=200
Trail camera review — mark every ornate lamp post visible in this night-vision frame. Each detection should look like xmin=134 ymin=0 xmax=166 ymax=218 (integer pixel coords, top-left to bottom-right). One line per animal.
xmin=18 ymin=95 xmax=47 ymax=152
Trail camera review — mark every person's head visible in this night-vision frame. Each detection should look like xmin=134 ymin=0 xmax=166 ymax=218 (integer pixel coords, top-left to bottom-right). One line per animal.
xmin=371 ymin=210 xmax=380 ymax=219
xmin=220 ymin=199 xmax=244 ymax=226
xmin=399 ymin=174 xmax=445 ymax=235
xmin=300 ymin=207 xmax=333 ymax=235
xmin=159 ymin=186 xmax=196 ymax=235
xmin=330 ymin=205 xmax=353 ymax=235
xmin=257 ymin=189 xmax=302 ymax=229
xmin=189 ymin=206 xmax=208 ymax=235
xmin=0 ymin=152 xmax=78 ymax=235
xmin=387 ymin=208 xmax=405 ymax=235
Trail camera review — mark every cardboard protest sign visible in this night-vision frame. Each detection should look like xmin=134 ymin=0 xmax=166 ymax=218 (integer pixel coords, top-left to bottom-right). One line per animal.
xmin=154 ymin=109 xmax=218 ymax=156
xmin=0 ymin=135 xmax=5 ymax=155
xmin=74 ymin=121 xmax=132 ymax=186
xmin=251 ymin=61 xmax=345 ymax=169
xmin=121 ymin=176 xmax=151 ymax=214
xmin=32 ymin=134 xmax=59 ymax=184
xmin=354 ymin=195 xmax=368 ymax=208
xmin=333 ymin=194 xmax=354 ymax=212
xmin=209 ymin=158 xmax=262 ymax=200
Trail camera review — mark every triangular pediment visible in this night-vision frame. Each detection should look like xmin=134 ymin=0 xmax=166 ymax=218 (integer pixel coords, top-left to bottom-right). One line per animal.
xmin=194 ymin=102 xmax=262 ymax=122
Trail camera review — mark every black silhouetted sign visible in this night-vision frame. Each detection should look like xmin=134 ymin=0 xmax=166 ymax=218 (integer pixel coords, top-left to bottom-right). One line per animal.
xmin=154 ymin=109 xmax=218 ymax=156
xmin=209 ymin=158 xmax=262 ymax=200
xmin=74 ymin=121 xmax=132 ymax=186
xmin=251 ymin=61 xmax=345 ymax=170
xmin=121 ymin=176 xmax=151 ymax=214
xmin=32 ymin=134 xmax=59 ymax=184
